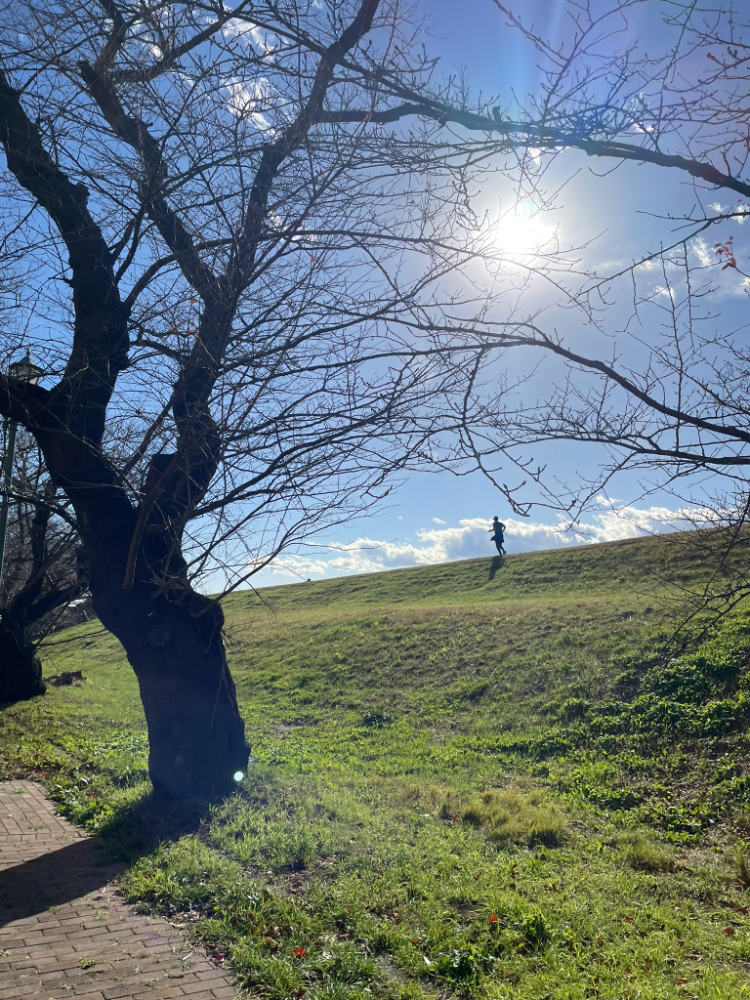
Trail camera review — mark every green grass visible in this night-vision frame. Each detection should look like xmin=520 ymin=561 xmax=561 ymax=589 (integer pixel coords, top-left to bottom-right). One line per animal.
xmin=4 ymin=532 xmax=750 ymax=998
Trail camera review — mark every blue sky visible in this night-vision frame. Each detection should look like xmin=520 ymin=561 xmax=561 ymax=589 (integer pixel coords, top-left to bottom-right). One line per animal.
xmin=253 ymin=0 xmax=750 ymax=585
xmin=4 ymin=1 xmax=746 ymax=591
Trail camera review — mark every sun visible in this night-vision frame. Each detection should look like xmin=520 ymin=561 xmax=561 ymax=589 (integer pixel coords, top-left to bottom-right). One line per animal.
xmin=491 ymin=200 xmax=556 ymax=257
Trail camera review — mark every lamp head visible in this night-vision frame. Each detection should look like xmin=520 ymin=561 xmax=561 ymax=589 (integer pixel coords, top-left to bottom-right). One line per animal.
xmin=8 ymin=351 xmax=44 ymax=385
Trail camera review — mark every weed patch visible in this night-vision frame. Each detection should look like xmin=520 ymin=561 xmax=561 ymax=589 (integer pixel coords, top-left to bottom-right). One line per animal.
xmin=436 ymin=787 xmax=569 ymax=847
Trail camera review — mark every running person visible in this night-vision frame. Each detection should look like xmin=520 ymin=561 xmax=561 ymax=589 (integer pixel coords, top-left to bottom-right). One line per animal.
xmin=489 ymin=516 xmax=506 ymax=556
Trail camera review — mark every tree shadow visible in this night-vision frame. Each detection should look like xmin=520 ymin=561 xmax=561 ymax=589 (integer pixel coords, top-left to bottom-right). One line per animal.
xmin=488 ymin=555 xmax=504 ymax=580
xmin=0 ymin=836 xmax=121 ymax=928
xmin=0 ymin=791 xmax=211 ymax=928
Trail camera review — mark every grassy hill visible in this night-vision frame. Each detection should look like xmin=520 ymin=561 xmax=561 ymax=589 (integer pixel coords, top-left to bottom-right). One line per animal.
xmin=4 ymin=531 xmax=750 ymax=999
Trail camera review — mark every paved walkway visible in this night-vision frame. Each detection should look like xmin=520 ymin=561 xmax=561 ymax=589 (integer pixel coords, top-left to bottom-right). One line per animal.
xmin=0 ymin=781 xmax=239 ymax=1000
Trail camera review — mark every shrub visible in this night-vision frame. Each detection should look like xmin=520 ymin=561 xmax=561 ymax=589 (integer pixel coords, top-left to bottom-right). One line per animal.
xmin=520 ymin=911 xmax=549 ymax=950
xmin=433 ymin=946 xmax=483 ymax=980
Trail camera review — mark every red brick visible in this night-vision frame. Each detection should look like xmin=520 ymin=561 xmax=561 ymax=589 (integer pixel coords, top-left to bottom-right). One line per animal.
xmin=0 ymin=780 xmax=238 ymax=1000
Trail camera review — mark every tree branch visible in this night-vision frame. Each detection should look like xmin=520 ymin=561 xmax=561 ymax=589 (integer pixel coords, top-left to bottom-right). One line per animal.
xmin=77 ymin=61 xmax=217 ymax=298
xmin=316 ymin=106 xmax=750 ymax=199
xmin=491 ymin=328 xmax=750 ymax=448
xmin=0 ymin=68 xmax=129 ymax=402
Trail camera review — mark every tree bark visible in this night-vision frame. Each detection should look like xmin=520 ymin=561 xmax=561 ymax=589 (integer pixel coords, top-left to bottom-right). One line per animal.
xmin=0 ymin=611 xmax=45 ymax=704
xmin=93 ymin=581 xmax=249 ymax=799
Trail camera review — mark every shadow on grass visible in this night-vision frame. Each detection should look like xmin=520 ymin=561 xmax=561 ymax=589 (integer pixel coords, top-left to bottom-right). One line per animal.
xmin=98 ymin=789 xmax=211 ymax=861
xmin=0 ymin=789 xmax=215 ymax=927
xmin=488 ymin=555 xmax=504 ymax=580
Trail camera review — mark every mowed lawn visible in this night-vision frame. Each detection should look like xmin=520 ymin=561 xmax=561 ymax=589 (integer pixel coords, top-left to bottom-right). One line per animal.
xmin=4 ymin=533 xmax=750 ymax=998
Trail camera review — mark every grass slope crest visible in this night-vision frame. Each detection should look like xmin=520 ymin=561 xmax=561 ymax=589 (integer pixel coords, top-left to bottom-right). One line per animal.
xmin=4 ymin=531 xmax=750 ymax=998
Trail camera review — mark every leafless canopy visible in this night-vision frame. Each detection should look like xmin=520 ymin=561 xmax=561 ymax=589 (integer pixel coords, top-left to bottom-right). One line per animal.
xmin=426 ymin=2 xmax=750 ymax=518
xmin=0 ymin=0 xmax=558 ymax=600
xmin=3 ymin=0 xmax=750 ymax=581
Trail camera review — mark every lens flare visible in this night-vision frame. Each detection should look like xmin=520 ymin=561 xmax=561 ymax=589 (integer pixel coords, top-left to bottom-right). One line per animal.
xmin=233 ymin=771 xmax=244 ymax=782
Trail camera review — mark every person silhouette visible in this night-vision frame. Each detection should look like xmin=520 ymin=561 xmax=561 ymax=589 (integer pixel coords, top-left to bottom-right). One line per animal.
xmin=489 ymin=516 xmax=506 ymax=556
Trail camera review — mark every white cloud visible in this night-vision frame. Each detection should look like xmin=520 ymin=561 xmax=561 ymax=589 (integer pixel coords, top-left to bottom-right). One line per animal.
xmin=223 ymin=19 xmax=275 ymax=57
xmin=254 ymin=499 xmax=699 ymax=584
xmin=225 ymin=77 xmax=276 ymax=134
xmin=432 ymin=517 xmax=446 ymax=524
xmin=708 ymin=201 xmax=749 ymax=224
xmin=691 ymin=237 xmax=712 ymax=267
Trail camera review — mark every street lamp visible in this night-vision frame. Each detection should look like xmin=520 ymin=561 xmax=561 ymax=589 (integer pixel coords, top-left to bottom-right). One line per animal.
xmin=8 ymin=352 xmax=44 ymax=386
xmin=0 ymin=351 xmax=45 ymax=592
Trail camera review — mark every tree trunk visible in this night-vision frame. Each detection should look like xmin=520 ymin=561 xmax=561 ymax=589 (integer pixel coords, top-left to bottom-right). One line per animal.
xmin=0 ymin=612 xmax=45 ymax=704
xmin=94 ymin=583 xmax=250 ymax=799
xmin=28 ymin=434 xmax=251 ymax=800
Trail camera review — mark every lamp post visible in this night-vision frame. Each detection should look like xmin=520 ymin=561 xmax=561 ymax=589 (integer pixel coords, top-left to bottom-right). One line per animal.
xmin=0 ymin=351 xmax=44 ymax=592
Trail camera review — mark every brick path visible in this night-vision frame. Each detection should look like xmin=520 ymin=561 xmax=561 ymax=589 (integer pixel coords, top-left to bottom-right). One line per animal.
xmin=0 ymin=781 xmax=239 ymax=1000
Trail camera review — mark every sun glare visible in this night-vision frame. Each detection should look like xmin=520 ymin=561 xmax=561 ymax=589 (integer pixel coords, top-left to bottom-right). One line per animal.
xmin=491 ymin=200 xmax=555 ymax=258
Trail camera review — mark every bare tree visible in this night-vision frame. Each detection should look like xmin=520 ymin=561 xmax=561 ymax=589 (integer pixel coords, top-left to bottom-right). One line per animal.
xmin=452 ymin=1 xmax=750 ymax=620
xmin=0 ymin=429 xmax=84 ymax=703
xmin=0 ymin=0 xmax=552 ymax=797
xmin=354 ymin=2 xmax=750 ymax=513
